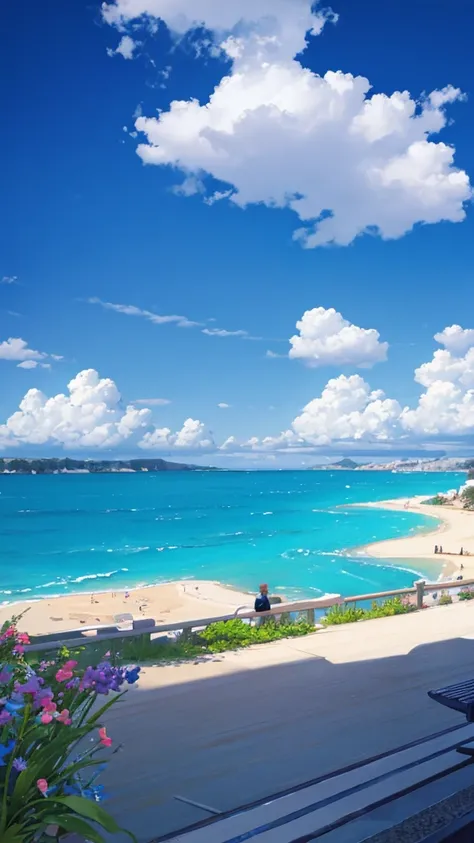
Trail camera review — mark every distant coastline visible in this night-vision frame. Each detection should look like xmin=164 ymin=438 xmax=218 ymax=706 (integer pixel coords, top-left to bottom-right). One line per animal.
xmin=0 ymin=457 xmax=217 ymax=474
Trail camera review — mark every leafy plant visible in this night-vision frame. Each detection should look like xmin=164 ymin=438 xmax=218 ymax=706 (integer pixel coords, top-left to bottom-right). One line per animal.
xmin=439 ymin=592 xmax=453 ymax=605
xmin=323 ymin=595 xmax=415 ymax=626
xmin=120 ymin=617 xmax=315 ymax=662
xmin=0 ymin=616 xmax=140 ymax=843
xmin=459 ymin=588 xmax=474 ymax=601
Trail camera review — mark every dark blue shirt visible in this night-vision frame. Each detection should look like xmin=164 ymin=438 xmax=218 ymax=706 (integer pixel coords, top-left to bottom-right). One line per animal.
xmin=254 ymin=593 xmax=271 ymax=612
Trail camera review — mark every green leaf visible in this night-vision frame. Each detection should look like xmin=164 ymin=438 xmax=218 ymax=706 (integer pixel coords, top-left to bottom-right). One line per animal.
xmin=41 ymin=814 xmax=106 ymax=843
xmin=0 ymin=824 xmax=25 ymax=843
xmin=55 ymin=797 xmax=137 ymax=841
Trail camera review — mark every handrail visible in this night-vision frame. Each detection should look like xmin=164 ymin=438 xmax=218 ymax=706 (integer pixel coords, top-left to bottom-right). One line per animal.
xmin=24 ymin=577 xmax=474 ymax=654
xmin=24 ymin=594 xmax=343 ymax=653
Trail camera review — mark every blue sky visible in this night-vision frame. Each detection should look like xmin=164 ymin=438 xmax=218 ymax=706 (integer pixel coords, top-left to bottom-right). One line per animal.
xmin=1 ymin=0 xmax=474 ymax=467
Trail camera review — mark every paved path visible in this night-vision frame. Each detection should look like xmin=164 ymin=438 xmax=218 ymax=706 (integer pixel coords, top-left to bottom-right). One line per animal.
xmin=102 ymin=601 xmax=474 ymax=841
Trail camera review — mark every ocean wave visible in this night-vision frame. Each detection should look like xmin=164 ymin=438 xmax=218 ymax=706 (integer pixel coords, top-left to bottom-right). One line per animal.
xmin=71 ymin=568 xmax=129 ymax=583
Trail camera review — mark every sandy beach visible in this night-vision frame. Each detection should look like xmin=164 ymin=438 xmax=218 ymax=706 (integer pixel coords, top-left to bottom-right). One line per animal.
xmin=0 ymin=580 xmax=254 ymax=635
xmin=359 ymin=495 xmax=474 ymax=578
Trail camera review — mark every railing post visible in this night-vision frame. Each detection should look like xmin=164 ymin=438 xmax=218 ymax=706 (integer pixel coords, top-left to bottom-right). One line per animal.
xmin=414 ymin=579 xmax=426 ymax=610
xmin=306 ymin=608 xmax=315 ymax=625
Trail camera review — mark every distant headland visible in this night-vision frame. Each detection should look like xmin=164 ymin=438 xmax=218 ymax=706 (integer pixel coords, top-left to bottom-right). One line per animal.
xmin=312 ymin=457 xmax=474 ymax=473
xmin=0 ymin=457 xmax=217 ymax=474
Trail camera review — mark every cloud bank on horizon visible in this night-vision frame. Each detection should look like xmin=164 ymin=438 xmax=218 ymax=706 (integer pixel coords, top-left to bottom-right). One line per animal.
xmin=102 ymin=0 xmax=472 ymax=247
xmin=2 ymin=315 xmax=474 ymax=455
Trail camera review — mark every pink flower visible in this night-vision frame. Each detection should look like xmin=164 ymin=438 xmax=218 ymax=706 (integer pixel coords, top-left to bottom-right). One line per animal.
xmin=41 ymin=712 xmax=53 ymax=725
xmin=57 ymin=708 xmax=71 ymax=725
xmin=3 ymin=627 xmax=15 ymax=639
xmin=98 ymin=726 xmax=112 ymax=748
xmin=13 ymin=645 xmax=25 ymax=655
xmin=55 ymin=668 xmax=73 ymax=683
xmin=41 ymin=699 xmax=57 ymax=713
xmin=17 ymin=633 xmax=30 ymax=645
xmin=63 ymin=660 xmax=77 ymax=669
xmin=37 ymin=778 xmax=48 ymax=795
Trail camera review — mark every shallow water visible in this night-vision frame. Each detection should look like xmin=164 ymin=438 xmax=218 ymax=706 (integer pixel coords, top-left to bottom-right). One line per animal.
xmin=0 ymin=470 xmax=462 ymax=602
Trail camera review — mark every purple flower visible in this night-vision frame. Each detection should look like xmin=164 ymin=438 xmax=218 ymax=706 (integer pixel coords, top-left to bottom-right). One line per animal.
xmin=15 ymin=675 xmax=42 ymax=696
xmin=0 ymin=710 xmax=12 ymax=726
xmin=13 ymin=757 xmax=27 ymax=772
xmin=0 ymin=668 xmax=13 ymax=684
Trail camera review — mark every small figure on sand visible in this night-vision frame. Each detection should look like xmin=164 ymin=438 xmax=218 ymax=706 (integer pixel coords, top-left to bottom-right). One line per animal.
xmin=460 ymin=547 xmax=464 ymax=556
xmin=434 ymin=545 xmax=438 ymax=554
xmin=439 ymin=545 xmax=443 ymax=554
xmin=254 ymin=583 xmax=271 ymax=616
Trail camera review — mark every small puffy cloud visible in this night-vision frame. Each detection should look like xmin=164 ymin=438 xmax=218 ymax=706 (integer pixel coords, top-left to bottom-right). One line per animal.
xmin=172 ymin=175 xmax=204 ymax=196
xmin=289 ymin=307 xmax=388 ymax=368
xmin=107 ymin=35 xmax=138 ymax=59
xmin=17 ymin=361 xmax=51 ymax=370
xmin=87 ymin=297 xmax=201 ymax=328
xmin=0 ymin=337 xmax=61 ymax=368
xmin=1 ymin=275 xmax=18 ymax=285
xmin=217 ymin=402 xmax=231 ymax=409
xmin=434 ymin=324 xmax=474 ymax=354
xmin=139 ymin=417 xmax=214 ymax=450
xmin=133 ymin=397 xmax=171 ymax=405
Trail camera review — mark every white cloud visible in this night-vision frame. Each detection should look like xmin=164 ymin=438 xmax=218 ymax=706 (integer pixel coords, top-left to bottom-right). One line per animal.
xmin=107 ymin=35 xmax=138 ymax=59
xmin=401 ymin=381 xmax=474 ymax=435
xmin=105 ymin=1 xmax=471 ymax=247
xmin=17 ymin=361 xmax=51 ymax=370
xmin=133 ymin=397 xmax=171 ymax=405
xmin=101 ymin=0 xmax=336 ymax=62
xmin=434 ymin=324 xmax=474 ymax=354
xmin=217 ymin=402 xmax=231 ymax=409
xmin=1 ymin=275 xmax=18 ymax=285
xmin=292 ymin=375 xmax=402 ymax=445
xmin=2 ymin=370 xmax=152 ymax=448
xmin=172 ymin=175 xmax=204 ymax=196
xmin=139 ymin=417 xmax=214 ymax=450
xmin=87 ymin=297 xmax=201 ymax=328
xmin=203 ymin=327 xmax=250 ymax=338
xmin=289 ymin=307 xmax=388 ymax=368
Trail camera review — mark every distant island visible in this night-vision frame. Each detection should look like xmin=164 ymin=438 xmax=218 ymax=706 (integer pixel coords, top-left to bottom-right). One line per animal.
xmin=313 ymin=457 xmax=474 ymax=473
xmin=0 ymin=457 xmax=216 ymax=474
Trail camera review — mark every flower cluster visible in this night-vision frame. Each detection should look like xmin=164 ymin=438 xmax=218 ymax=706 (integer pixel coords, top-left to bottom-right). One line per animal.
xmin=0 ymin=616 xmax=140 ymax=843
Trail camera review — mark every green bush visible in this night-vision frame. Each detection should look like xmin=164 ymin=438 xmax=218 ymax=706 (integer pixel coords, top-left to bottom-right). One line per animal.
xmin=439 ymin=592 xmax=453 ymax=605
xmin=120 ymin=617 xmax=315 ymax=662
xmin=323 ymin=596 xmax=415 ymax=626
xmin=459 ymin=589 xmax=474 ymax=601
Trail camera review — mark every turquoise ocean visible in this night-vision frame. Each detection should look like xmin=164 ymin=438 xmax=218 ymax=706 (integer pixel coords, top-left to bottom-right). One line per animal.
xmin=0 ymin=471 xmax=464 ymax=604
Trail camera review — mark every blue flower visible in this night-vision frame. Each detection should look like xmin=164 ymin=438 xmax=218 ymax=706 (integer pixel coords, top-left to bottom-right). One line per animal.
xmin=0 ymin=741 xmax=15 ymax=766
xmin=4 ymin=700 xmax=24 ymax=717
xmin=125 ymin=666 xmax=141 ymax=684
xmin=13 ymin=757 xmax=27 ymax=772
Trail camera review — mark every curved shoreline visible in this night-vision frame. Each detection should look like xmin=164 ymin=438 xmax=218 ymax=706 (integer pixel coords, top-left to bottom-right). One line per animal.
xmin=355 ymin=495 xmax=474 ymax=579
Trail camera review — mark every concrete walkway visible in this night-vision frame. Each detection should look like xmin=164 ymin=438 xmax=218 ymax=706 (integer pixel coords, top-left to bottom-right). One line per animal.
xmin=102 ymin=601 xmax=474 ymax=841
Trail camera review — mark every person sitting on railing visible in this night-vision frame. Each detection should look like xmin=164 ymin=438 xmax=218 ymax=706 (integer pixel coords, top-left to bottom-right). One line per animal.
xmin=254 ymin=583 xmax=271 ymax=621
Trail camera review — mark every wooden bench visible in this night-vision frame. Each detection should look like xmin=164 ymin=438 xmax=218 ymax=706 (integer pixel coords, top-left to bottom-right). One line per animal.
xmin=152 ymin=723 xmax=474 ymax=843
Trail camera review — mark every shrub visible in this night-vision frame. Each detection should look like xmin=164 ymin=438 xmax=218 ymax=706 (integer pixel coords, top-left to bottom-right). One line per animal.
xmin=458 ymin=589 xmax=474 ymax=601
xmin=323 ymin=595 xmax=415 ymax=626
xmin=439 ymin=592 xmax=453 ymax=605
xmin=0 ymin=615 xmax=139 ymax=843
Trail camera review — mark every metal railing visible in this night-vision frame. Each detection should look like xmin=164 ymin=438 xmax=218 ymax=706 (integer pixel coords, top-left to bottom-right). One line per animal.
xmin=24 ymin=577 xmax=474 ymax=655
